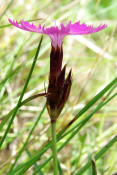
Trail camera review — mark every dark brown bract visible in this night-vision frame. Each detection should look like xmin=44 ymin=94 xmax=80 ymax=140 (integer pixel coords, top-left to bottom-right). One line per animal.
xmin=46 ymin=46 xmax=72 ymax=123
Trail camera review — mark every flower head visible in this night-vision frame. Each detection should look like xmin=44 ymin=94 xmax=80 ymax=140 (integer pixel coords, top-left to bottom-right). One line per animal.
xmin=9 ymin=19 xmax=107 ymax=122
xmin=9 ymin=19 xmax=107 ymax=48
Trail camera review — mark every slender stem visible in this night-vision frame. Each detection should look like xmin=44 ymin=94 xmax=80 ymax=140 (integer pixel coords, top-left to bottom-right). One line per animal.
xmin=51 ymin=122 xmax=58 ymax=175
xmin=74 ymin=135 xmax=117 ymax=175
xmin=7 ymin=105 xmax=46 ymax=174
xmin=0 ymin=37 xmax=43 ymax=149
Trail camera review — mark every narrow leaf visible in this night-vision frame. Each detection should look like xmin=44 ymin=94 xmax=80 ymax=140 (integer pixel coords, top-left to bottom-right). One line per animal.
xmin=74 ymin=135 xmax=117 ymax=175
xmin=91 ymin=159 xmax=97 ymax=175
xmin=0 ymin=36 xmax=43 ymax=149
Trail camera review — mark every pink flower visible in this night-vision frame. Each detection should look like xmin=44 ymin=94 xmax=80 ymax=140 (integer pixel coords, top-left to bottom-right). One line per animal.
xmin=9 ymin=19 xmax=107 ymax=48
xmin=9 ymin=19 xmax=107 ymax=122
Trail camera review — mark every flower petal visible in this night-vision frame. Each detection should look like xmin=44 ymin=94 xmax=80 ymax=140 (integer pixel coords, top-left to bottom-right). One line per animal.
xmin=9 ymin=19 xmax=107 ymax=48
xmin=9 ymin=19 xmax=43 ymax=33
xmin=68 ymin=21 xmax=107 ymax=35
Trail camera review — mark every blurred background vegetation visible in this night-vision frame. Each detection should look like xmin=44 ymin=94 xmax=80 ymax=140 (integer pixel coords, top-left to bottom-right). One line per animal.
xmin=0 ymin=0 xmax=117 ymax=174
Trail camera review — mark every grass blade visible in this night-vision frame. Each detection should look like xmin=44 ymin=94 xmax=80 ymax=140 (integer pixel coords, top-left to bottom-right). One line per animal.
xmin=74 ymin=135 xmax=117 ymax=175
xmin=58 ymin=160 xmax=64 ymax=175
xmin=7 ymin=105 xmax=46 ymax=174
xmin=0 ymin=0 xmax=15 ymax=21
xmin=14 ymin=92 xmax=117 ymax=175
xmin=0 ymin=36 xmax=43 ymax=149
xmin=25 ymin=149 xmax=44 ymax=175
xmin=0 ymin=66 xmax=20 ymax=90
xmin=91 ymin=159 xmax=97 ymax=175
xmin=57 ymin=77 xmax=117 ymax=139
xmin=0 ymin=93 xmax=46 ymax=132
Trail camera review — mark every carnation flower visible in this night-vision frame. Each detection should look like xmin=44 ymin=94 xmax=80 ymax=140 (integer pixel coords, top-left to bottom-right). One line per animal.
xmin=9 ymin=19 xmax=107 ymax=49
xmin=9 ymin=19 xmax=107 ymax=122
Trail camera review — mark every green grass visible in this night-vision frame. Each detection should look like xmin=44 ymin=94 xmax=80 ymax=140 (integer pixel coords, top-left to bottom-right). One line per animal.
xmin=0 ymin=0 xmax=117 ymax=175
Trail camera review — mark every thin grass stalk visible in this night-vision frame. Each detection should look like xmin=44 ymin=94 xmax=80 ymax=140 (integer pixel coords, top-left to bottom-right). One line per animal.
xmin=0 ymin=93 xmax=46 ymax=132
xmin=57 ymin=77 xmax=117 ymax=139
xmin=8 ymin=90 xmax=117 ymax=175
xmin=0 ymin=36 xmax=43 ymax=149
xmin=57 ymin=93 xmax=117 ymax=145
xmin=1 ymin=77 xmax=116 ymax=140
xmin=14 ymin=92 xmax=117 ymax=175
xmin=74 ymin=135 xmax=117 ymax=175
xmin=58 ymin=160 xmax=64 ymax=175
xmin=7 ymin=105 xmax=46 ymax=174
xmin=25 ymin=148 xmax=44 ymax=175
xmin=0 ymin=0 xmax=15 ymax=20
xmin=31 ymin=92 xmax=117 ymax=174
xmin=91 ymin=159 xmax=97 ymax=175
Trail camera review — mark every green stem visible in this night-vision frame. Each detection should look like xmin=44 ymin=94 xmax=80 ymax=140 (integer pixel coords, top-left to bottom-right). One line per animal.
xmin=0 ymin=37 xmax=43 ymax=149
xmin=74 ymin=135 xmax=117 ymax=175
xmin=51 ymin=122 xmax=58 ymax=175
